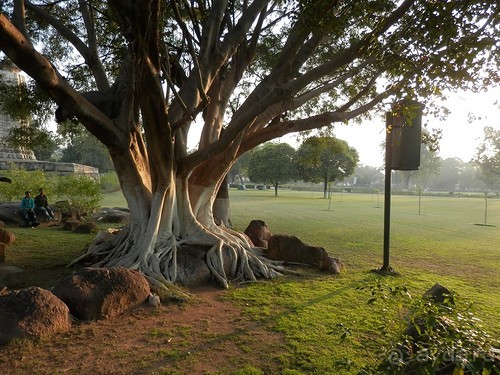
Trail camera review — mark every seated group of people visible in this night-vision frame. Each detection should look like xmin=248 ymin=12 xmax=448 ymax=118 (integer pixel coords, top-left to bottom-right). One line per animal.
xmin=20 ymin=188 xmax=56 ymax=227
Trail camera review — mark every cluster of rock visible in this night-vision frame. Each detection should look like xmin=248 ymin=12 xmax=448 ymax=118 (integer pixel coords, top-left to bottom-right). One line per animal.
xmin=0 ymin=267 xmax=154 ymax=345
xmin=0 ymin=216 xmax=341 ymax=345
xmin=0 ymin=226 xmax=15 ymax=263
xmin=243 ymin=219 xmax=343 ymax=274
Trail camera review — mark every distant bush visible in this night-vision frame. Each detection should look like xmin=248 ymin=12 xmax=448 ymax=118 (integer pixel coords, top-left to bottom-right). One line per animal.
xmin=357 ymin=281 xmax=500 ymax=374
xmin=0 ymin=164 xmax=53 ymax=201
xmin=100 ymin=172 xmax=121 ymax=193
xmin=53 ymin=175 xmax=102 ymax=219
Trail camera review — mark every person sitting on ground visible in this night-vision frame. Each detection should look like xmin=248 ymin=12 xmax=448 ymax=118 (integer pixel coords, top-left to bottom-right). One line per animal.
xmin=34 ymin=187 xmax=56 ymax=221
xmin=21 ymin=191 xmax=40 ymax=227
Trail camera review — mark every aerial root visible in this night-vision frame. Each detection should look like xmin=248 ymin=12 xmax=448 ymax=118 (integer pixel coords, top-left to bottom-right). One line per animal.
xmin=70 ymin=224 xmax=285 ymax=288
xmin=206 ymin=242 xmax=229 ymax=289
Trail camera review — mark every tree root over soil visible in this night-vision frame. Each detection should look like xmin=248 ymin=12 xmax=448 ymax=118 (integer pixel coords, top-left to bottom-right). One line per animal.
xmin=70 ymin=225 xmax=286 ymax=289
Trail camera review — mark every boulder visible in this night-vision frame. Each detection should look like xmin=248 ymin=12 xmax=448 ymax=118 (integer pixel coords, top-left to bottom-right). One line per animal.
xmin=0 ymin=202 xmax=60 ymax=227
xmin=175 ymin=245 xmax=234 ymax=287
xmin=0 ymin=264 xmax=24 ymax=287
xmin=0 ymin=228 xmax=16 ymax=245
xmin=62 ymin=218 xmax=82 ymax=231
xmin=0 ymin=287 xmax=71 ymax=345
xmin=244 ymin=220 xmax=272 ymax=247
xmin=423 ymin=282 xmax=454 ymax=304
xmin=267 ymin=234 xmax=342 ymax=274
xmin=320 ymin=255 xmax=343 ymax=274
xmin=0 ymin=202 xmax=24 ymax=227
xmin=97 ymin=207 xmax=130 ymax=224
xmin=0 ymin=228 xmax=16 ymax=263
xmin=52 ymin=267 xmax=150 ymax=321
xmin=72 ymin=221 xmax=98 ymax=234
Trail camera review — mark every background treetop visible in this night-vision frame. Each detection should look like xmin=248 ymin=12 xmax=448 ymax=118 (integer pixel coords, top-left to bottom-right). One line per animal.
xmin=0 ymin=1 xmax=497 ymax=163
xmin=0 ymin=0 xmax=498 ymax=286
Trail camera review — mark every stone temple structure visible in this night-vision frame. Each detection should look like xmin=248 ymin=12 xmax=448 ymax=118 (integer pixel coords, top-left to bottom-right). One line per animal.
xmin=0 ymin=63 xmax=99 ymax=178
xmin=0 ymin=66 xmax=36 ymax=160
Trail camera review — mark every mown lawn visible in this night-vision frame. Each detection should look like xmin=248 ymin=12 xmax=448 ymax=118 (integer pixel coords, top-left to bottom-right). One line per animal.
xmin=3 ymin=189 xmax=499 ymax=373
xmin=227 ymin=189 xmax=500 ymax=373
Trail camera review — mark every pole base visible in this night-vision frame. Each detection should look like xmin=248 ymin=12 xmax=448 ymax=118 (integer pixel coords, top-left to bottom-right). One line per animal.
xmin=371 ymin=266 xmax=400 ymax=276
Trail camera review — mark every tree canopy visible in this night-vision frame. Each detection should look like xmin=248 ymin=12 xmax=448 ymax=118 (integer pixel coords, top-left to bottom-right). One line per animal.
xmin=296 ymin=136 xmax=359 ymax=198
xmin=474 ymin=126 xmax=500 ymax=188
xmin=0 ymin=0 xmax=498 ymax=286
xmin=247 ymin=143 xmax=297 ymax=196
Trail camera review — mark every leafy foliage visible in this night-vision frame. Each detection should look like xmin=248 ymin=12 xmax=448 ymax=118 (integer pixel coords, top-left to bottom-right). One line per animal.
xmin=474 ymin=126 xmax=500 ymax=189
xmin=0 ymin=166 xmax=101 ymax=217
xmin=356 ymin=281 xmax=500 ymax=375
xmin=53 ymin=174 xmax=102 ymax=218
xmin=0 ymin=165 xmax=50 ymax=201
xmin=99 ymin=172 xmax=121 ymax=193
xmin=296 ymin=136 xmax=359 ymax=197
xmin=60 ymin=132 xmax=114 ymax=173
xmin=0 ymin=67 xmax=60 ymax=159
xmin=247 ymin=143 xmax=297 ymax=196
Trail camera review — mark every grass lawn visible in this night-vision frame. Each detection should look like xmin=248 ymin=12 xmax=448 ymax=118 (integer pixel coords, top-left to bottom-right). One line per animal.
xmin=227 ymin=189 xmax=500 ymax=373
xmin=2 ymin=189 xmax=499 ymax=373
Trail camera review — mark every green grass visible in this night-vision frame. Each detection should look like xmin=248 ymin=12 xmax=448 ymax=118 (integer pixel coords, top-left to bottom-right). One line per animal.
xmin=3 ymin=189 xmax=499 ymax=373
xmin=227 ymin=189 xmax=500 ymax=373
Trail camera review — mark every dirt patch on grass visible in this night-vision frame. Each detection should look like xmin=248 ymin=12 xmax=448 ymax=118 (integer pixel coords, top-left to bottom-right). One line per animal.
xmin=0 ymin=286 xmax=286 ymax=374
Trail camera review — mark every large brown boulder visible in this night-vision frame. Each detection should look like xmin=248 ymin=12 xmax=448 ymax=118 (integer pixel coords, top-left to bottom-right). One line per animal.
xmin=267 ymin=234 xmax=342 ymax=274
xmin=175 ymin=245 xmax=235 ymax=287
xmin=244 ymin=220 xmax=272 ymax=247
xmin=0 ymin=228 xmax=16 ymax=245
xmin=0 ymin=287 xmax=71 ymax=344
xmin=97 ymin=207 xmax=130 ymax=224
xmin=62 ymin=218 xmax=82 ymax=231
xmin=0 ymin=202 xmax=24 ymax=227
xmin=0 ymin=202 xmax=60 ymax=227
xmin=52 ymin=267 xmax=150 ymax=321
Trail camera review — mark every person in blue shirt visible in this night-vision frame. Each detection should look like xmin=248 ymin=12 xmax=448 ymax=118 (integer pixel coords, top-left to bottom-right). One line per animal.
xmin=20 ymin=191 xmax=40 ymax=227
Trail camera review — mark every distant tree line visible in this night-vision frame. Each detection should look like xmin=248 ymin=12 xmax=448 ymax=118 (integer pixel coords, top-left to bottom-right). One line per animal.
xmin=230 ymin=136 xmax=359 ymax=197
xmin=233 ymin=126 xmax=500 ymax=195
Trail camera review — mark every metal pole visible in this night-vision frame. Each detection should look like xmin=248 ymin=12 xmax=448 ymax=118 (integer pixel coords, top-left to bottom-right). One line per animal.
xmin=382 ymin=114 xmax=392 ymax=272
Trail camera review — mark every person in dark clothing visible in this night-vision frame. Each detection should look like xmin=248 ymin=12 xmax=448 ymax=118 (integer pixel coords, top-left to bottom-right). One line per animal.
xmin=34 ymin=188 xmax=56 ymax=221
xmin=21 ymin=191 xmax=40 ymax=227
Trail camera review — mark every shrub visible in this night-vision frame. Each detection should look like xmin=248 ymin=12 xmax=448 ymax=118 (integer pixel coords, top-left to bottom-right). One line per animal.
xmin=99 ymin=172 xmax=121 ymax=193
xmin=0 ymin=164 xmax=52 ymax=201
xmin=53 ymin=174 xmax=102 ymax=219
xmin=357 ymin=281 xmax=500 ymax=374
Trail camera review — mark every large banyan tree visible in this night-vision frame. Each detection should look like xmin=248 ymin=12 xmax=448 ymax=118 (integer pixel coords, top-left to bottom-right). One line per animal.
xmin=0 ymin=0 xmax=498 ymax=287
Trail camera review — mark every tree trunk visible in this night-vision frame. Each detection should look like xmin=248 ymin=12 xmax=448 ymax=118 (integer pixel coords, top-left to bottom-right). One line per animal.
xmin=213 ymin=175 xmax=232 ymax=228
xmin=72 ymin=145 xmax=283 ymax=288
xmin=274 ymin=183 xmax=278 ymax=197
xmin=323 ymin=178 xmax=328 ymax=199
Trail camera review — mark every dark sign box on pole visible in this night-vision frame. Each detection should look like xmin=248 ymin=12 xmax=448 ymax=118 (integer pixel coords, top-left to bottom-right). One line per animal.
xmin=388 ymin=101 xmax=423 ymax=171
xmin=378 ymin=101 xmax=423 ymax=274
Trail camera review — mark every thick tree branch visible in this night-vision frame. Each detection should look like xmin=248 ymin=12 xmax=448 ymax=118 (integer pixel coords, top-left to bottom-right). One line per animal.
xmin=12 ymin=0 xmax=27 ymax=37
xmin=25 ymin=0 xmax=110 ymax=91
xmin=239 ymin=90 xmax=394 ymax=155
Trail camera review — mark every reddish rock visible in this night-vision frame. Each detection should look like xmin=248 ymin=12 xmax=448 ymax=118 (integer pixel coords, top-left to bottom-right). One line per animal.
xmin=267 ymin=235 xmax=342 ymax=274
xmin=62 ymin=218 xmax=82 ymax=231
xmin=0 ymin=228 xmax=16 ymax=245
xmin=73 ymin=222 xmax=98 ymax=234
xmin=52 ymin=267 xmax=150 ymax=321
xmin=244 ymin=220 xmax=272 ymax=247
xmin=0 ymin=287 xmax=71 ymax=344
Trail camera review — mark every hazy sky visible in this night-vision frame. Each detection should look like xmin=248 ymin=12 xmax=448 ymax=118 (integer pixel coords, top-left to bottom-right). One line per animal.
xmin=188 ymin=88 xmax=499 ymax=169
xmin=325 ymin=87 xmax=500 ymax=168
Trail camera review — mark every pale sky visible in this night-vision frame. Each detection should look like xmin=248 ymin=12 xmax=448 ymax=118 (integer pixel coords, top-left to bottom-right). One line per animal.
xmin=189 ymin=88 xmax=499 ymax=168
xmin=321 ymin=87 xmax=500 ymax=168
